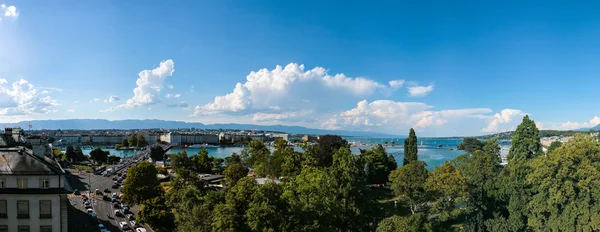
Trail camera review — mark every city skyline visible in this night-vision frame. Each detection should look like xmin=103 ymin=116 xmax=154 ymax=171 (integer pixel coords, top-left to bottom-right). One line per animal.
xmin=2 ymin=1 xmax=600 ymax=136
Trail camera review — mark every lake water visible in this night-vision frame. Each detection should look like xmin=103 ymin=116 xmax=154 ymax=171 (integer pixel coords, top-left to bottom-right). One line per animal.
xmin=78 ymin=138 xmax=467 ymax=170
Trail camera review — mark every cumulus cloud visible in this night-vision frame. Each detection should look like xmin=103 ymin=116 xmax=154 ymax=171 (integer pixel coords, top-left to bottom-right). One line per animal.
xmin=1 ymin=4 xmax=18 ymax=18
xmin=407 ymin=84 xmax=435 ymax=97
xmin=168 ymin=84 xmax=174 ymax=89
xmin=118 ymin=59 xmax=175 ymax=108
xmin=481 ymin=109 xmax=527 ymax=133
xmin=322 ymin=99 xmax=492 ymax=132
xmin=0 ymin=79 xmax=58 ymax=115
xmin=89 ymin=98 xmax=100 ymax=103
xmin=196 ymin=63 xmax=404 ymax=115
xmin=166 ymin=101 xmax=189 ymax=108
xmin=67 ymin=109 xmax=75 ymax=112
xmin=252 ymin=110 xmax=314 ymax=122
xmin=555 ymin=116 xmax=600 ymax=130
xmin=165 ymin=93 xmax=180 ymax=99
xmin=104 ymin=95 xmax=120 ymax=103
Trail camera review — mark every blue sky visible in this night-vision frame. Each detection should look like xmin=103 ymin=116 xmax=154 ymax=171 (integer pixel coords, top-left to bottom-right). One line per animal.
xmin=1 ymin=0 xmax=600 ymax=136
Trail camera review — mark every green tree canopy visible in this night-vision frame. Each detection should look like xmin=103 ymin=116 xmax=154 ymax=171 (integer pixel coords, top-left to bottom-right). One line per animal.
xmin=361 ymin=144 xmax=397 ymax=185
xmin=150 ymin=146 xmax=166 ymax=162
xmin=192 ymin=148 xmax=214 ymax=174
xmin=137 ymin=133 xmax=148 ymax=147
xmin=547 ymin=140 xmax=562 ymax=154
xmin=121 ymin=138 xmax=129 ymax=147
xmin=245 ymin=180 xmax=287 ymax=232
xmin=403 ymin=128 xmax=418 ymax=166
xmin=128 ymin=134 xmax=138 ymax=148
xmin=122 ymin=161 xmax=161 ymax=204
xmin=376 ymin=214 xmax=432 ymax=232
xmin=425 ymin=162 xmax=469 ymax=222
xmin=305 ymin=134 xmax=349 ymax=167
xmin=224 ymin=163 xmax=248 ymax=187
xmin=138 ymin=194 xmax=176 ymax=232
xmin=89 ymin=148 xmax=108 ymax=163
xmin=458 ymin=137 xmax=484 ymax=154
xmin=390 ymin=160 xmax=428 ymax=214
xmin=247 ymin=140 xmax=271 ymax=177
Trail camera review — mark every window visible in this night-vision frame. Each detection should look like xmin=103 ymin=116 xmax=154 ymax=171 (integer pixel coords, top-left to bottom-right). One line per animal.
xmin=39 ymin=200 xmax=52 ymax=218
xmin=0 ymin=200 xmax=6 ymax=218
xmin=0 ymin=225 xmax=7 ymax=232
xmin=0 ymin=179 xmax=4 ymax=188
xmin=17 ymin=200 xmax=29 ymax=219
xmin=18 ymin=226 xmax=29 ymax=232
xmin=40 ymin=226 xmax=52 ymax=232
xmin=17 ymin=179 xmax=28 ymax=189
xmin=39 ymin=179 xmax=50 ymax=189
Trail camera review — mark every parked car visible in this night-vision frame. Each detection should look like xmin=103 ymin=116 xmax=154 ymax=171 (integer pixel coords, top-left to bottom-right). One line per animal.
xmin=104 ymin=188 xmax=111 ymax=193
xmin=84 ymin=201 xmax=91 ymax=206
xmin=95 ymin=189 xmax=102 ymax=195
xmin=87 ymin=208 xmax=93 ymax=213
xmin=111 ymin=184 xmax=119 ymax=189
xmin=113 ymin=203 xmax=121 ymax=208
xmin=89 ymin=212 xmax=97 ymax=221
xmin=97 ymin=223 xmax=106 ymax=230
xmin=81 ymin=195 xmax=87 ymax=200
xmin=103 ymin=194 xmax=110 ymax=201
xmin=130 ymin=220 xmax=137 ymax=226
xmin=136 ymin=228 xmax=147 ymax=232
xmin=112 ymin=177 xmax=117 ymax=181
xmin=126 ymin=213 xmax=135 ymax=220
xmin=114 ymin=209 xmax=123 ymax=217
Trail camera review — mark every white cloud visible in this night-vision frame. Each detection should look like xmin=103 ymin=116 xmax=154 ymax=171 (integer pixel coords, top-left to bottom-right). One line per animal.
xmin=196 ymin=63 xmax=404 ymax=115
xmin=165 ymin=93 xmax=180 ymax=99
xmin=1 ymin=4 xmax=17 ymax=17
xmin=104 ymin=95 xmax=120 ymax=103
xmin=389 ymin=80 xmax=405 ymax=89
xmin=89 ymin=98 xmax=100 ymax=103
xmin=168 ymin=84 xmax=174 ymax=89
xmin=481 ymin=109 xmax=526 ymax=133
xmin=555 ymin=116 xmax=600 ymax=130
xmin=0 ymin=79 xmax=58 ymax=115
xmin=322 ymin=99 xmax=492 ymax=132
xmin=118 ymin=59 xmax=175 ymax=108
xmin=166 ymin=101 xmax=189 ymax=108
xmin=73 ymin=101 xmax=79 ymax=104
xmin=407 ymin=84 xmax=434 ymax=97
xmin=252 ymin=110 xmax=314 ymax=122
xmin=67 ymin=109 xmax=75 ymax=112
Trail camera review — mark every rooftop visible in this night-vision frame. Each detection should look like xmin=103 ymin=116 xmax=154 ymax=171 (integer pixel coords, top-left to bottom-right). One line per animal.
xmin=0 ymin=145 xmax=64 ymax=175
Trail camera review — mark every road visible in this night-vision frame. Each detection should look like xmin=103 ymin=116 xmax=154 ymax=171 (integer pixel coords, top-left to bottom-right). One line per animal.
xmin=67 ymin=152 xmax=151 ymax=232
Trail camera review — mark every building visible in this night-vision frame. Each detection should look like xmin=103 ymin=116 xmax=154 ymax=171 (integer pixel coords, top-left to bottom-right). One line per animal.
xmin=57 ymin=135 xmax=80 ymax=145
xmin=288 ymin=134 xmax=304 ymax=143
xmin=91 ymin=135 xmax=124 ymax=145
xmin=272 ymin=133 xmax=289 ymax=141
xmin=0 ymin=129 xmax=70 ymax=232
xmin=302 ymin=135 xmax=318 ymax=142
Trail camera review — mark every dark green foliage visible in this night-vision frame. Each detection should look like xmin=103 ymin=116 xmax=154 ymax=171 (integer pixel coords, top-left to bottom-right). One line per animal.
xmin=547 ymin=140 xmax=562 ymax=154
xmin=376 ymin=214 xmax=432 ymax=232
xmin=403 ymin=128 xmax=418 ymax=166
xmin=65 ymin=145 xmax=86 ymax=162
xmin=224 ymin=153 xmax=242 ymax=167
xmin=122 ymin=161 xmax=161 ymax=204
xmin=458 ymin=137 xmax=484 ymax=154
xmin=390 ymin=161 xmax=428 ymax=214
xmin=361 ymin=144 xmax=397 ymax=185
xmin=305 ymin=134 xmax=349 ymax=167
xmin=138 ymin=194 xmax=176 ymax=232
xmin=121 ymin=138 xmax=129 ymax=147
xmin=245 ymin=181 xmax=287 ymax=232
xmin=137 ymin=133 xmax=148 ymax=147
xmin=191 ymin=148 xmax=213 ymax=174
xmin=89 ymin=148 xmax=108 ymax=163
xmin=508 ymin=115 xmax=542 ymax=162
xmin=108 ymin=155 xmax=121 ymax=164
xmin=224 ymin=163 xmax=248 ymax=187
xmin=128 ymin=134 xmax=138 ymax=148
xmin=150 ymin=146 xmax=165 ymax=162
xmin=212 ymin=177 xmax=257 ymax=231
xmin=247 ymin=140 xmax=271 ymax=177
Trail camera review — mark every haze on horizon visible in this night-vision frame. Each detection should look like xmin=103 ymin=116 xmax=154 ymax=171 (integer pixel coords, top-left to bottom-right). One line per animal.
xmin=1 ymin=1 xmax=600 ymax=137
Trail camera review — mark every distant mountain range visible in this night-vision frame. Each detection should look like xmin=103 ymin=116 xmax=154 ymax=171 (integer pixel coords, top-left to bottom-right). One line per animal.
xmin=1 ymin=119 xmax=399 ymax=137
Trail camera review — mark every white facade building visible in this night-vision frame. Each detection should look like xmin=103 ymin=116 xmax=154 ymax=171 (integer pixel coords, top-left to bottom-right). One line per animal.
xmin=0 ymin=131 xmax=70 ymax=232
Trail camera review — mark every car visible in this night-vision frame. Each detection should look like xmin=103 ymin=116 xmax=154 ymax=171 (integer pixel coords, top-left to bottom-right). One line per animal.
xmin=85 ymin=204 xmax=93 ymax=209
xmin=104 ymin=188 xmax=111 ymax=193
xmin=103 ymin=194 xmax=110 ymax=201
xmin=123 ymin=208 xmax=132 ymax=214
xmin=121 ymin=203 xmax=128 ymax=208
xmin=130 ymin=220 xmax=137 ymax=226
xmin=73 ymin=189 xmax=80 ymax=195
xmin=89 ymin=212 xmax=97 ymax=221
xmin=82 ymin=197 xmax=88 ymax=203
xmin=114 ymin=209 xmax=123 ymax=217
xmin=112 ymin=177 xmax=117 ymax=181
xmin=111 ymin=184 xmax=119 ymax=189
xmin=87 ymin=208 xmax=93 ymax=213
xmin=112 ymin=198 xmax=120 ymax=203
xmin=119 ymin=221 xmax=131 ymax=230
xmin=113 ymin=203 xmax=121 ymax=208
xmin=126 ymin=213 xmax=135 ymax=219
xmin=95 ymin=189 xmax=102 ymax=194
xmin=97 ymin=223 xmax=106 ymax=230
xmin=135 ymin=228 xmax=147 ymax=232
xmin=84 ymin=201 xmax=91 ymax=206
xmin=81 ymin=194 xmax=87 ymax=199
xmin=117 ymin=173 xmax=122 ymax=176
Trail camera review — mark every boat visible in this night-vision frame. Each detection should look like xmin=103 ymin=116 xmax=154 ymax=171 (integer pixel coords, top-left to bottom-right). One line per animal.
xmin=437 ymin=144 xmax=443 ymax=148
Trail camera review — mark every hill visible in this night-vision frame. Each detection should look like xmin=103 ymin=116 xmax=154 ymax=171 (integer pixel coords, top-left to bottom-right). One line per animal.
xmin=1 ymin=119 xmax=397 ymax=137
xmin=476 ymin=130 xmax=581 ymax=140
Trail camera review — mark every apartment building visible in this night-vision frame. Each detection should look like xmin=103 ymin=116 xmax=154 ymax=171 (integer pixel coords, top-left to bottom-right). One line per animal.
xmin=0 ymin=130 xmax=70 ymax=232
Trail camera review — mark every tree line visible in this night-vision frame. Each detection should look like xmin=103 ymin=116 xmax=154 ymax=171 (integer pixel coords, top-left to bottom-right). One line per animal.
xmin=120 ymin=115 xmax=600 ymax=231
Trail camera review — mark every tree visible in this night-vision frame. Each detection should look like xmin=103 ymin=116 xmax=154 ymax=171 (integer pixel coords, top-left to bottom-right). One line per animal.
xmin=74 ymin=146 xmax=86 ymax=161
xmin=47 ymin=137 xmax=56 ymax=143
xmin=425 ymin=162 xmax=469 ymax=222
xmin=403 ymin=128 xmax=418 ymax=166
xmin=247 ymin=140 xmax=271 ymax=177
xmin=527 ymin=135 xmax=600 ymax=231
xmin=212 ymin=177 xmax=257 ymax=231
xmin=90 ymin=148 xmax=108 ymax=163
xmin=128 ymin=134 xmax=138 ymax=148
xmin=281 ymin=150 xmax=304 ymax=177
xmin=245 ymin=181 xmax=287 ymax=232
xmin=270 ymin=138 xmax=289 ymax=177
xmin=547 ymin=141 xmax=562 ymax=154
xmin=65 ymin=145 xmax=76 ymax=161
xmin=389 ymin=161 xmax=428 ymax=214
xmin=52 ymin=147 xmax=67 ymax=161
xmin=137 ymin=133 xmax=148 ymax=147
xmin=505 ymin=115 xmax=542 ymax=231
xmin=376 ymin=214 xmax=432 ymax=232
xmin=121 ymin=138 xmax=129 ymax=147
xmin=122 ymin=161 xmax=161 ymax=204
xmin=361 ymin=144 xmax=397 ymax=185
xmin=115 ymin=144 xmax=122 ymax=150
xmin=108 ymin=155 xmax=121 ymax=164
xmin=458 ymin=137 xmax=484 ymax=154
xmin=191 ymin=148 xmax=213 ymax=174
xmin=138 ymin=194 xmax=176 ymax=232
xmin=150 ymin=146 xmax=165 ymax=162
xmin=224 ymin=153 xmax=242 ymax=167
xmin=224 ymin=163 xmax=248 ymax=187
xmin=213 ymin=158 xmax=225 ymax=173
xmin=305 ymin=135 xmax=349 ymax=167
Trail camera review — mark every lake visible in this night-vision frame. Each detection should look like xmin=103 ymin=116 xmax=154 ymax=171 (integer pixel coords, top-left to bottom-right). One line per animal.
xmin=78 ymin=138 xmax=467 ymax=170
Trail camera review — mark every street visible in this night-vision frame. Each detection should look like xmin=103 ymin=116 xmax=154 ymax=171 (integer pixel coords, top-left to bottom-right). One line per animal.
xmin=67 ymin=153 xmax=151 ymax=232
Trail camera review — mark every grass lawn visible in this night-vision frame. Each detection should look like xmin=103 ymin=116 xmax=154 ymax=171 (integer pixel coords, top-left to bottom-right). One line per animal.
xmin=73 ymin=165 xmax=92 ymax=171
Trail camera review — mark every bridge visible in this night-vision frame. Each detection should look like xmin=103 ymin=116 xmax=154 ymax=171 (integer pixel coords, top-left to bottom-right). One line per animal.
xmin=130 ymin=143 xmax=174 ymax=161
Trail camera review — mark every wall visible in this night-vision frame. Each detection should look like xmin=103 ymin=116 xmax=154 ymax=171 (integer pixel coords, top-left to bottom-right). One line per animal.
xmin=2 ymin=175 xmax=62 ymax=189
xmin=0 ymin=194 xmax=62 ymax=232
